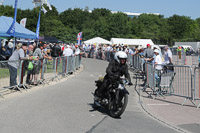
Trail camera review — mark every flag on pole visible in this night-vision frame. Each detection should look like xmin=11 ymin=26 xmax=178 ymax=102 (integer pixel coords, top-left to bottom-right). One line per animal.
xmin=77 ymin=32 xmax=82 ymax=46
xmin=36 ymin=7 xmax=41 ymax=40
xmin=42 ymin=6 xmax=47 ymax=14
xmin=47 ymin=1 xmax=52 ymax=10
xmin=20 ymin=18 xmax=27 ymax=27
xmin=6 ymin=0 xmax=18 ymax=36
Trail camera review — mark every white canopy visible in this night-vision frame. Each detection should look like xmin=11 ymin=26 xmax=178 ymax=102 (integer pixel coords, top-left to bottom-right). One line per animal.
xmin=110 ymin=38 xmax=155 ymax=48
xmin=84 ymin=37 xmax=111 ymax=45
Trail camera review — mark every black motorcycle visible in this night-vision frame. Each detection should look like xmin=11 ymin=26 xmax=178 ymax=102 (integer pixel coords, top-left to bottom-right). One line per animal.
xmin=93 ymin=78 xmax=129 ymax=118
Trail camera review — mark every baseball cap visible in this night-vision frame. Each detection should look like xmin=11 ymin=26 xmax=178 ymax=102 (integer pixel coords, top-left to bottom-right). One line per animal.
xmin=147 ymin=44 xmax=151 ymax=47
xmin=154 ymin=49 xmax=159 ymax=53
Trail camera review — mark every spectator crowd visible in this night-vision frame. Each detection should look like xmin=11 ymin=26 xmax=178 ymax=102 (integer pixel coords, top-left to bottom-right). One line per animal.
xmin=1 ymin=41 xmax=82 ymax=87
xmin=81 ymin=43 xmax=174 ymax=87
xmin=2 ymin=39 xmax=200 ymax=89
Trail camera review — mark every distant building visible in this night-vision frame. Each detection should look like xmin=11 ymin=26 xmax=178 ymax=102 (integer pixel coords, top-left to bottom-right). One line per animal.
xmin=111 ymin=11 xmax=160 ymax=18
xmin=88 ymin=10 xmax=160 ymax=18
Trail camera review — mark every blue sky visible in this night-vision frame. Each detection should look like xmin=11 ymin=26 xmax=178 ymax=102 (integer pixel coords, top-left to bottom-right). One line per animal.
xmin=2 ymin=0 xmax=200 ymax=19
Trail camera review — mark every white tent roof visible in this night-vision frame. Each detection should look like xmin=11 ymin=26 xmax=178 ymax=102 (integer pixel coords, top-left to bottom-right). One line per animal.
xmin=84 ymin=37 xmax=111 ymax=45
xmin=110 ymin=38 xmax=155 ymax=48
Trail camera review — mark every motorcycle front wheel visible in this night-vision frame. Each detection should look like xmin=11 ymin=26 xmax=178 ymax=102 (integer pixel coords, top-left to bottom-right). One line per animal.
xmin=108 ymin=93 xmax=128 ymax=118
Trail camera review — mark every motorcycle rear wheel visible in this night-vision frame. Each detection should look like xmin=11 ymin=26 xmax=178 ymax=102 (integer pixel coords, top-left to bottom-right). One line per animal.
xmin=109 ymin=93 xmax=128 ymax=118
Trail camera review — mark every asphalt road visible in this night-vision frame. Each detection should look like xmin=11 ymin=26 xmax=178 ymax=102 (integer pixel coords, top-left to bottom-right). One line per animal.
xmin=0 ymin=58 xmax=180 ymax=133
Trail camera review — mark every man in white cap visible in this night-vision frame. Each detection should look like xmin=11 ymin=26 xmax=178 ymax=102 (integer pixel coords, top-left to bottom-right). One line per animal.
xmin=154 ymin=49 xmax=163 ymax=70
xmin=154 ymin=49 xmax=163 ymax=86
xmin=62 ymin=45 xmax=74 ymax=75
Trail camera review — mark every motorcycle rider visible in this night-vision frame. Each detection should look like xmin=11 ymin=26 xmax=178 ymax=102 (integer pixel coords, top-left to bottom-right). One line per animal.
xmin=96 ymin=51 xmax=133 ymax=98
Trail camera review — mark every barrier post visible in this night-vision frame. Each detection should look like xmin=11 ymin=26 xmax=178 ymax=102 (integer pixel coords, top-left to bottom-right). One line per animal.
xmin=53 ymin=57 xmax=57 ymax=81
xmin=194 ymin=67 xmax=200 ymax=108
xmin=41 ymin=59 xmax=45 ymax=80
xmin=66 ymin=56 xmax=70 ymax=74
xmin=72 ymin=56 xmax=75 ymax=72
xmin=64 ymin=56 xmax=68 ymax=75
xmin=55 ymin=57 xmax=61 ymax=81
xmin=78 ymin=55 xmax=81 ymax=68
xmin=0 ymin=60 xmax=11 ymax=98
xmin=39 ymin=59 xmax=45 ymax=85
xmin=17 ymin=60 xmax=24 ymax=91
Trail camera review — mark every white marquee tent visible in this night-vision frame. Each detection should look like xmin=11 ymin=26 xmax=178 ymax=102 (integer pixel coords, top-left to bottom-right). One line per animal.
xmin=84 ymin=37 xmax=111 ymax=45
xmin=110 ymin=38 xmax=155 ymax=48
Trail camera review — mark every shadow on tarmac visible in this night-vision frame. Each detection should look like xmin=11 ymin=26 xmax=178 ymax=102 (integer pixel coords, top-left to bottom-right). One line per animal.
xmin=88 ymin=103 xmax=122 ymax=119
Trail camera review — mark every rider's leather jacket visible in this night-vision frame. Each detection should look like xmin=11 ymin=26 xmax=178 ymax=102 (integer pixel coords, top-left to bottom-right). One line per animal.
xmin=105 ymin=60 xmax=131 ymax=83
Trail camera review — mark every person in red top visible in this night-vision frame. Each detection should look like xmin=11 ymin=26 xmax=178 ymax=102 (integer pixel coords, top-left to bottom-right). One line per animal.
xmin=61 ymin=44 xmax=65 ymax=51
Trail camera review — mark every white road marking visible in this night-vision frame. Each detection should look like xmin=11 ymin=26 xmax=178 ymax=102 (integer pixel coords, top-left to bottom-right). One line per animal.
xmin=147 ymin=103 xmax=170 ymax=106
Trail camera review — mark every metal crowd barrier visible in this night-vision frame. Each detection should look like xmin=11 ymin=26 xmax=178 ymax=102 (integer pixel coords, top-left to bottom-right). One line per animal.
xmin=127 ymin=54 xmax=133 ymax=67
xmin=40 ymin=56 xmax=81 ymax=83
xmin=139 ymin=62 xmax=195 ymax=105
xmin=167 ymin=65 xmax=194 ymax=105
xmin=0 ymin=60 xmax=28 ymax=97
xmin=132 ymin=54 xmax=143 ymax=72
xmin=41 ymin=58 xmax=56 ymax=83
xmin=0 ymin=61 xmax=17 ymax=97
xmin=0 ymin=55 xmax=82 ymax=98
xmin=74 ymin=55 xmax=80 ymax=70
xmin=145 ymin=63 xmax=155 ymax=92
xmin=191 ymin=54 xmax=199 ymax=66
xmin=172 ymin=51 xmax=186 ymax=65
xmin=132 ymin=55 xmax=137 ymax=69
xmin=130 ymin=51 xmax=200 ymax=107
xmin=194 ymin=67 xmax=200 ymax=108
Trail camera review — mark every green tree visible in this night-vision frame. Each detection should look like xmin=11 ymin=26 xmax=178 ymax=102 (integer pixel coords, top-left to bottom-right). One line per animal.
xmin=167 ymin=15 xmax=198 ymax=42
xmin=132 ymin=14 xmax=170 ymax=44
xmin=1 ymin=5 xmax=200 ymax=43
xmin=107 ymin=12 xmax=131 ymax=39
xmin=59 ymin=8 xmax=90 ymax=31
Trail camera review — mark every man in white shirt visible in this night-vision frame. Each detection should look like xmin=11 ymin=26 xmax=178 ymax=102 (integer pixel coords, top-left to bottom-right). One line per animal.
xmin=154 ymin=49 xmax=163 ymax=86
xmin=164 ymin=46 xmax=172 ymax=64
xmin=62 ymin=45 xmax=74 ymax=75
xmin=63 ymin=45 xmax=73 ymax=57
xmin=154 ymin=49 xmax=163 ymax=70
xmin=75 ymin=45 xmax=81 ymax=55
